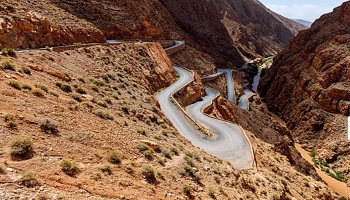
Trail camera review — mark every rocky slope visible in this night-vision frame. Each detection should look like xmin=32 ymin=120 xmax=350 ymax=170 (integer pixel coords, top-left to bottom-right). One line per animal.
xmin=160 ymin=0 xmax=306 ymax=67
xmin=1 ymin=42 xmax=340 ymax=199
xmin=1 ymin=0 xmax=304 ymax=68
xmin=259 ymin=1 xmax=350 ymax=182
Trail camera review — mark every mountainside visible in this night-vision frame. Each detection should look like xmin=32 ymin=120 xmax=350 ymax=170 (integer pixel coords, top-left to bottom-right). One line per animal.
xmin=161 ymin=0 xmax=306 ymax=67
xmin=259 ymin=1 xmax=350 ymax=182
xmin=0 ymin=0 xmax=343 ymax=199
xmin=0 ymin=0 xmax=304 ymax=68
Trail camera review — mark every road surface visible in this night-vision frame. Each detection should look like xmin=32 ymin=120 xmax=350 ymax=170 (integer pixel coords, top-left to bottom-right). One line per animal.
xmin=252 ymin=67 xmax=262 ymax=92
xmin=186 ymin=87 xmax=254 ymax=169
xmin=217 ymin=69 xmax=236 ymax=103
xmin=238 ymin=83 xmax=254 ymax=110
xmin=157 ymin=67 xmax=254 ymax=169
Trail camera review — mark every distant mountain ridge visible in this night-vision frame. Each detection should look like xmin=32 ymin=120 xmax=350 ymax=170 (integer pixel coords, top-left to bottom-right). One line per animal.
xmin=292 ymin=19 xmax=313 ymax=27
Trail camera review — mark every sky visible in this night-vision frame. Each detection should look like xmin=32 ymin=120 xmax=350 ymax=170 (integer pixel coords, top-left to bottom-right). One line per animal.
xmin=259 ymin=0 xmax=348 ymax=22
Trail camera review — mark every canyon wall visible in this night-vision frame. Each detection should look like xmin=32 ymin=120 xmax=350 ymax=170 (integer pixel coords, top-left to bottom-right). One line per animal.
xmin=259 ymin=2 xmax=350 ymax=179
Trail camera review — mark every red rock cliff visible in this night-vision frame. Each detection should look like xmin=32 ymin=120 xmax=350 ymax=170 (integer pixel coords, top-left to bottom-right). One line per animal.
xmin=259 ymin=2 xmax=350 ymax=178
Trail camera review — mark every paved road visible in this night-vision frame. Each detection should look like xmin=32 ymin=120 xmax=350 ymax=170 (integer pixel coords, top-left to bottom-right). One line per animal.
xmin=217 ymin=69 xmax=236 ymax=103
xmin=238 ymin=83 xmax=254 ymax=110
xmin=252 ymin=67 xmax=262 ymax=92
xmin=201 ymin=72 xmax=224 ymax=80
xmin=157 ymin=67 xmax=253 ymax=169
xmin=186 ymin=87 xmax=254 ymax=169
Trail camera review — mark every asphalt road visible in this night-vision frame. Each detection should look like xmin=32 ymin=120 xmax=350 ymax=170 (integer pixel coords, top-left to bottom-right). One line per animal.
xmin=186 ymin=87 xmax=254 ymax=169
xmin=238 ymin=83 xmax=254 ymax=110
xmin=252 ymin=67 xmax=262 ymax=92
xmin=217 ymin=69 xmax=236 ymax=103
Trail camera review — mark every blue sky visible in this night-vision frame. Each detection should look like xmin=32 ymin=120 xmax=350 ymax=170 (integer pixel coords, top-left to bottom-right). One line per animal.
xmin=259 ymin=0 xmax=347 ymax=22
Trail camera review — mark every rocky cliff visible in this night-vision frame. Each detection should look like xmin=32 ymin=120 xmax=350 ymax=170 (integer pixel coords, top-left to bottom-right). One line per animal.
xmin=1 ymin=0 xmax=304 ymax=68
xmin=160 ymin=0 xmax=306 ymax=67
xmin=259 ymin=2 xmax=350 ymax=180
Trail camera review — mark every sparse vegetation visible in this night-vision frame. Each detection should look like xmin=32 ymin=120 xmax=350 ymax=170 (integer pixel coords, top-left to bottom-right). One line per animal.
xmin=183 ymin=184 xmax=193 ymax=197
xmin=75 ymin=87 xmax=87 ymax=94
xmin=35 ymin=84 xmax=49 ymax=93
xmin=94 ymin=110 xmax=114 ymax=120
xmin=56 ymin=82 xmax=72 ymax=93
xmin=10 ymin=136 xmax=33 ymax=159
xmin=310 ymin=149 xmax=316 ymax=157
xmin=107 ymin=151 xmax=122 ymax=164
xmin=32 ymin=88 xmax=46 ymax=97
xmin=1 ymin=48 xmax=17 ymax=57
xmin=4 ymin=113 xmax=17 ymax=129
xmin=1 ymin=57 xmax=16 ymax=71
xmin=19 ymin=172 xmax=39 ymax=187
xmin=8 ymin=81 xmax=21 ymax=90
xmin=21 ymin=84 xmax=32 ymax=90
xmin=100 ymin=165 xmax=112 ymax=175
xmin=208 ymin=187 xmax=216 ymax=198
xmin=21 ymin=66 xmax=31 ymax=75
xmin=40 ymin=118 xmax=59 ymax=134
xmin=142 ymin=165 xmax=155 ymax=180
xmin=60 ymin=159 xmax=78 ymax=176
xmin=71 ymin=93 xmax=83 ymax=102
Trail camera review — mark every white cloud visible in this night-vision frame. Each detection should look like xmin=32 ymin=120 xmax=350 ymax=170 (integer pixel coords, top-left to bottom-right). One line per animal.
xmin=266 ymin=4 xmax=332 ymax=22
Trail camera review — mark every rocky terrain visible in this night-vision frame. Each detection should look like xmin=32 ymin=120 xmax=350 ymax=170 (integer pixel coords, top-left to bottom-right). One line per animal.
xmin=0 ymin=0 xmax=345 ymax=199
xmin=0 ymin=43 xmax=339 ymax=199
xmin=161 ymin=0 xmax=306 ymax=67
xmin=259 ymin=1 xmax=350 ymax=185
xmin=0 ymin=0 xmax=304 ymax=68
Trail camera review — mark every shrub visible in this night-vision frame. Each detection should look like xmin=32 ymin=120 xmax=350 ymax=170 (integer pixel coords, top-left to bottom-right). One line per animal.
xmin=75 ymin=87 xmax=87 ymax=94
xmin=77 ymin=76 xmax=85 ymax=83
xmin=10 ymin=137 xmax=33 ymax=159
xmin=21 ymin=84 xmax=32 ymax=90
xmin=94 ymin=110 xmax=114 ymax=120
xmin=161 ymin=148 xmax=172 ymax=159
xmin=56 ymin=82 xmax=72 ymax=93
xmin=21 ymin=67 xmax=31 ymax=75
xmin=71 ymin=93 xmax=82 ymax=102
xmin=8 ymin=81 xmax=21 ymax=90
xmin=34 ymin=84 xmax=49 ymax=93
xmin=170 ymin=147 xmax=179 ymax=156
xmin=136 ymin=143 xmax=151 ymax=152
xmin=310 ymin=150 xmax=316 ymax=157
xmin=142 ymin=166 xmax=155 ymax=180
xmin=107 ymin=151 xmax=122 ymax=164
xmin=32 ymin=88 xmax=45 ymax=97
xmin=40 ymin=118 xmax=59 ymax=134
xmin=208 ymin=187 xmax=216 ymax=198
xmin=19 ymin=172 xmax=39 ymax=187
xmin=125 ymin=165 xmax=134 ymax=174
xmin=99 ymin=165 xmax=112 ymax=175
xmin=2 ymin=48 xmax=17 ymax=57
xmin=4 ymin=114 xmax=17 ymax=129
xmin=183 ymin=185 xmax=193 ymax=197
xmin=143 ymin=150 xmax=153 ymax=160
xmin=60 ymin=159 xmax=78 ymax=176
xmin=1 ymin=57 xmax=15 ymax=71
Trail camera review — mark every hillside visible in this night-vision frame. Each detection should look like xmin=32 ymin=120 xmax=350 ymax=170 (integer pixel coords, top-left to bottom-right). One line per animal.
xmin=259 ymin=1 xmax=350 ymax=185
xmin=0 ymin=0 xmax=342 ymax=199
xmin=0 ymin=0 xmax=304 ymax=68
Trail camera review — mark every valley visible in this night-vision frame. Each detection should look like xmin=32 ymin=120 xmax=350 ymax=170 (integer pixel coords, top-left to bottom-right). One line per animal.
xmin=0 ymin=0 xmax=349 ymax=199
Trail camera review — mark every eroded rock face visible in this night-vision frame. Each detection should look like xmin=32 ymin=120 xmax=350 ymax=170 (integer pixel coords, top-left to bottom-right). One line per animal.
xmin=160 ymin=0 xmax=306 ymax=67
xmin=259 ymin=2 xmax=350 ymax=179
xmin=0 ymin=12 xmax=105 ymax=49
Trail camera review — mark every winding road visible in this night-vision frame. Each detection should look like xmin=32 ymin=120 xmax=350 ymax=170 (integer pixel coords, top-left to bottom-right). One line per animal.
xmin=238 ymin=83 xmax=254 ymax=110
xmin=157 ymin=42 xmax=254 ymax=169
xmin=217 ymin=69 xmax=236 ymax=103
xmin=252 ymin=67 xmax=262 ymax=92
xmin=186 ymin=88 xmax=254 ymax=169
